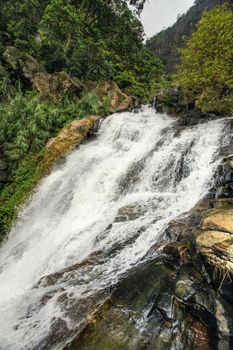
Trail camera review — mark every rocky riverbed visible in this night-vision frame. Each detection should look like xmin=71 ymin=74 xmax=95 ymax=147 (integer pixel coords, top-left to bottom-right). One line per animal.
xmin=65 ymin=117 xmax=233 ymax=350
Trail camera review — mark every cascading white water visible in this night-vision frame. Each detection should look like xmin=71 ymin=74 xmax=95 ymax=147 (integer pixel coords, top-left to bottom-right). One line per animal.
xmin=0 ymin=106 xmax=226 ymax=349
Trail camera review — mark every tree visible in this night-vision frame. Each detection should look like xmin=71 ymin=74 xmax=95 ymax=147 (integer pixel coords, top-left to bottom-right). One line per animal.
xmin=176 ymin=4 xmax=233 ymax=111
xmin=39 ymin=0 xmax=85 ymax=72
xmin=0 ymin=0 xmax=48 ymax=53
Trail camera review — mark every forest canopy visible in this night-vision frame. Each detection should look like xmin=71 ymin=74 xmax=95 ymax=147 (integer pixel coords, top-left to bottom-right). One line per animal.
xmin=0 ymin=0 xmax=161 ymax=98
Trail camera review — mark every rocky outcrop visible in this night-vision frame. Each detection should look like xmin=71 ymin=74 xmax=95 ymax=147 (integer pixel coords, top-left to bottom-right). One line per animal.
xmin=192 ymin=150 xmax=233 ymax=280
xmin=202 ymin=209 xmax=233 ymax=233
xmin=11 ymin=114 xmax=232 ymax=350
xmin=2 ymin=47 xmax=133 ymax=112
xmin=64 ymin=120 xmax=233 ymax=350
xmin=3 ymin=46 xmax=83 ymax=100
xmin=154 ymin=86 xmax=193 ymax=115
xmin=96 ymin=81 xmax=132 ymax=113
xmin=83 ymin=80 xmax=133 ymax=113
xmin=42 ymin=115 xmax=100 ymax=173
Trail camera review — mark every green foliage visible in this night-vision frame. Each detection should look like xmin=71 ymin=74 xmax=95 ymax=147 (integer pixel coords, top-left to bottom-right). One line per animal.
xmin=39 ymin=0 xmax=85 ymax=72
xmin=0 ymin=92 xmax=64 ymax=167
xmin=0 ymin=156 xmax=42 ymax=236
xmin=0 ymin=0 xmax=47 ymax=53
xmin=196 ymin=90 xmax=233 ymax=115
xmin=176 ymin=4 xmax=233 ymax=115
xmin=0 ymin=0 xmax=163 ymax=99
xmin=0 ymin=0 xmax=163 ymax=237
xmin=0 ymin=90 xmax=109 ymax=167
xmin=146 ymin=0 xmax=231 ymax=73
xmin=114 ymin=49 xmax=163 ymax=99
xmin=38 ymin=0 xmax=153 ymax=92
xmin=0 ymin=90 xmax=110 ymax=235
xmin=0 ymin=65 xmax=12 ymax=101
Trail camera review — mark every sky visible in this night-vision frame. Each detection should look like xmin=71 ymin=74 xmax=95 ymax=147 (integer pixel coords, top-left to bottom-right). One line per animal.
xmin=141 ymin=0 xmax=195 ymax=38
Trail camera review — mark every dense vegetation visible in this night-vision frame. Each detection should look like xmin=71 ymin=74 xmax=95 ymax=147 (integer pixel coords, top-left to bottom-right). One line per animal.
xmin=0 ymin=0 xmax=165 ymax=237
xmin=0 ymin=91 xmax=111 ymax=235
xmin=1 ymin=0 xmax=232 ymax=237
xmin=0 ymin=0 xmax=162 ymax=98
xmin=146 ymin=0 xmax=231 ymax=73
xmin=176 ymin=4 xmax=233 ymax=114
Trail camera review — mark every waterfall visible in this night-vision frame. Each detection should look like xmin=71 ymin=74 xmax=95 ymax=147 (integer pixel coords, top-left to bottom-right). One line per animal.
xmin=0 ymin=106 xmax=226 ymax=349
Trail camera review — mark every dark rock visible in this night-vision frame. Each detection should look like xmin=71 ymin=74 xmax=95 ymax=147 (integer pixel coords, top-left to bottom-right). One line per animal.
xmin=177 ymin=109 xmax=220 ymax=127
xmin=155 ymin=86 xmax=188 ymax=115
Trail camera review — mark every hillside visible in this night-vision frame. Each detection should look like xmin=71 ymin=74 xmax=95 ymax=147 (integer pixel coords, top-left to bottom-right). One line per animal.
xmin=0 ymin=0 xmax=164 ymax=236
xmin=146 ymin=0 xmax=231 ymax=73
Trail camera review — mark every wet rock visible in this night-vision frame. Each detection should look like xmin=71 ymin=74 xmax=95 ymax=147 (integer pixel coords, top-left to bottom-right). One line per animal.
xmin=177 ymin=109 xmax=220 ymax=127
xmin=155 ymin=86 xmax=188 ymax=114
xmin=181 ymin=314 xmax=213 ymax=350
xmin=42 ymin=115 xmax=100 ymax=173
xmin=216 ymin=184 xmax=233 ymax=199
xmin=114 ymin=204 xmax=147 ymax=223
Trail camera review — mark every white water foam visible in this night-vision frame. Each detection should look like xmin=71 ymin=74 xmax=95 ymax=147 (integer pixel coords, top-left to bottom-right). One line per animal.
xmin=0 ymin=106 xmax=225 ymax=349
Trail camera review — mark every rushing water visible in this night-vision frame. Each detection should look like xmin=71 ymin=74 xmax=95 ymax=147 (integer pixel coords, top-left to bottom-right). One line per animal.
xmin=0 ymin=106 xmax=226 ymax=349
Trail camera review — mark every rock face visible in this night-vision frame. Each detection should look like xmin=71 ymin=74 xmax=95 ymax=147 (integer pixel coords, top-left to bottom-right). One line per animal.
xmin=42 ymin=115 xmax=100 ymax=173
xmin=3 ymin=46 xmax=83 ymax=100
xmin=192 ymin=146 xmax=233 ymax=279
xmin=83 ymin=80 xmax=133 ymax=113
xmin=2 ymin=47 xmax=133 ymax=112
xmin=95 ymin=81 xmax=133 ymax=113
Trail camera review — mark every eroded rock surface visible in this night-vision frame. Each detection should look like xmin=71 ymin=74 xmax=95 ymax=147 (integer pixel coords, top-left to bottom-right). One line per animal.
xmin=42 ymin=115 xmax=100 ymax=173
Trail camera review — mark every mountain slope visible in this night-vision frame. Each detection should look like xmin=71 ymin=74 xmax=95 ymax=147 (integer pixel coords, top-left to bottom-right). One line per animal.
xmin=146 ymin=0 xmax=231 ymax=73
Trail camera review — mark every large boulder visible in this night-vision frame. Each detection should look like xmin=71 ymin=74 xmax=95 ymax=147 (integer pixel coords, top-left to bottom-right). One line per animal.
xmin=42 ymin=115 xmax=100 ymax=173
xmin=83 ymin=81 xmax=133 ymax=113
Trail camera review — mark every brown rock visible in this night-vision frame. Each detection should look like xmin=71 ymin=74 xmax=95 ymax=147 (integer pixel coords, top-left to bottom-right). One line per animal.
xmin=202 ymin=208 xmax=233 ymax=233
xmin=32 ymin=71 xmax=83 ymax=100
xmin=184 ymin=314 xmax=213 ymax=350
xmin=3 ymin=46 xmax=83 ymax=100
xmin=3 ymin=47 xmax=133 ymax=109
xmin=195 ymin=230 xmax=233 ymax=273
xmin=195 ymin=230 xmax=232 ymax=246
xmin=104 ymin=82 xmax=132 ymax=113
xmin=84 ymin=81 xmax=133 ymax=113
xmin=42 ymin=115 xmax=100 ymax=173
